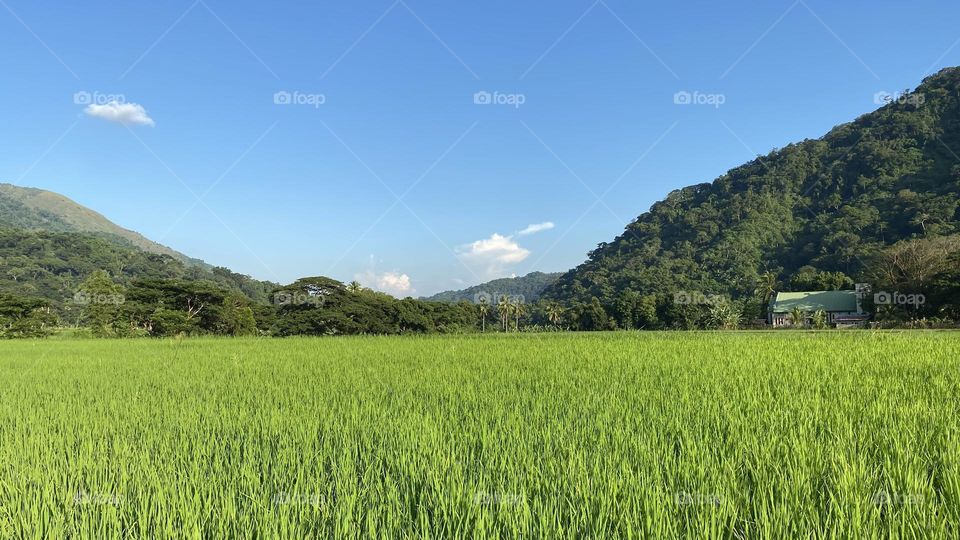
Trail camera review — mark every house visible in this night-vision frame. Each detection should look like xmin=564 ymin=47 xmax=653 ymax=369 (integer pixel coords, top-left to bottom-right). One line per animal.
xmin=768 ymin=288 xmax=869 ymax=328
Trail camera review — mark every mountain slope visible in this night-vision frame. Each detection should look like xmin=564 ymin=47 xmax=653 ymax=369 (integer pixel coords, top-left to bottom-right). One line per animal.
xmin=0 ymin=183 xmax=277 ymax=304
xmin=544 ymin=68 xmax=960 ymax=315
xmin=0 ymin=183 xmax=202 ymax=265
xmin=423 ymin=272 xmax=562 ymax=303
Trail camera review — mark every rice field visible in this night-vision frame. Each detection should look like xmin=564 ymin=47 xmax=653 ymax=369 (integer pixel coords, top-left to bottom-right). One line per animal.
xmin=0 ymin=332 xmax=958 ymax=538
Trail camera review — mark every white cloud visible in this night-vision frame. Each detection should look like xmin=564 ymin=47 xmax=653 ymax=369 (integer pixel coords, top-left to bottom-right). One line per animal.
xmin=355 ymin=268 xmax=413 ymax=297
xmin=84 ymin=101 xmax=155 ymax=127
xmin=518 ymin=221 xmax=555 ymax=235
xmin=458 ymin=233 xmax=530 ymax=279
xmin=376 ymin=272 xmax=412 ymax=296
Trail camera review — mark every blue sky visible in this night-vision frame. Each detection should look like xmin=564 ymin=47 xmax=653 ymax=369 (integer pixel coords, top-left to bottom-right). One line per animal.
xmin=2 ymin=0 xmax=960 ymax=296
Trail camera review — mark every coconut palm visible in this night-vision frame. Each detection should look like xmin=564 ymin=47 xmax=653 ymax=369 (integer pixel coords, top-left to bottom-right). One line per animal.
xmin=478 ymin=297 xmax=490 ymax=333
xmin=346 ymin=281 xmax=364 ymax=294
xmin=755 ymin=271 xmax=777 ymax=306
xmin=512 ymin=298 xmax=525 ymax=332
xmin=497 ymin=295 xmax=511 ymax=332
xmin=546 ymin=304 xmax=564 ymax=330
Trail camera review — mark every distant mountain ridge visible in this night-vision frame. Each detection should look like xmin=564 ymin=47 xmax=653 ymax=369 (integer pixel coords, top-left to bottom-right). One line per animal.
xmin=0 ymin=182 xmax=277 ymax=305
xmin=423 ymin=272 xmax=562 ymax=303
xmin=0 ymin=183 xmax=203 ymax=266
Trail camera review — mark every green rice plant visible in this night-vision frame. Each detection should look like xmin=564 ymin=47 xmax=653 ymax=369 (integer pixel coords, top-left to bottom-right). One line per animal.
xmin=0 ymin=332 xmax=957 ymax=538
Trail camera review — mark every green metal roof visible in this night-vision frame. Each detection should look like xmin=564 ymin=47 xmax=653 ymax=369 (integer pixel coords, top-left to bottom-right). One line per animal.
xmin=769 ymin=291 xmax=859 ymax=313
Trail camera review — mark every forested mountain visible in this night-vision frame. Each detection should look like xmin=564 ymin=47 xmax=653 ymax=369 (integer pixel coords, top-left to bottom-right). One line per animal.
xmin=423 ymin=272 xmax=561 ymax=303
xmin=543 ymin=67 xmax=960 ymax=323
xmin=0 ymin=183 xmax=203 ymax=265
xmin=0 ymin=229 xmax=276 ymax=305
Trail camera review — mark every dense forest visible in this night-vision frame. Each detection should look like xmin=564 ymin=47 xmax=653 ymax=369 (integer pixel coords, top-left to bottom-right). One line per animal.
xmin=4 ymin=69 xmax=960 ymax=337
xmin=542 ymin=67 xmax=960 ymax=329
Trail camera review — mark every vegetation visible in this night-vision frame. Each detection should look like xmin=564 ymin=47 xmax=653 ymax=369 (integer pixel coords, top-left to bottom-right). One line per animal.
xmin=545 ymin=68 xmax=960 ymax=327
xmin=5 ymin=70 xmax=960 ymax=337
xmin=423 ymin=271 xmax=562 ymax=303
xmin=1 ymin=332 xmax=957 ymax=537
xmin=0 ymin=183 xmax=200 ymax=264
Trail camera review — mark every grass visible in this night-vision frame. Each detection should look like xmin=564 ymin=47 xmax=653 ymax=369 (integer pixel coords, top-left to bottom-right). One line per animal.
xmin=0 ymin=332 xmax=958 ymax=538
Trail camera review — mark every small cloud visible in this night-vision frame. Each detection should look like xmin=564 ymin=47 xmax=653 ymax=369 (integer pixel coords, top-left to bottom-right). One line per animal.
xmin=518 ymin=221 xmax=555 ymax=236
xmin=355 ymin=268 xmax=413 ymax=297
xmin=458 ymin=233 xmax=530 ymax=279
xmin=84 ymin=101 xmax=155 ymax=127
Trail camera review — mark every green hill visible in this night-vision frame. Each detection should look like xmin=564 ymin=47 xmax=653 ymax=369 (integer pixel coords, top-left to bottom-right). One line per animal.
xmin=422 ymin=272 xmax=562 ymax=303
xmin=0 ymin=184 xmax=277 ymax=305
xmin=0 ymin=183 xmax=203 ymax=265
xmin=544 ymin=67 xmax=960 ymax=325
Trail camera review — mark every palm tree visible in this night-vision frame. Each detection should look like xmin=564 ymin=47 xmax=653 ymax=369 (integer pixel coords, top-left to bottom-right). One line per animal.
xmin=755 ymin=271 xmax=777 ymax=306
xmin=546 ymin=304 xmax=564 ymax=330
xmin=497 ymin=295 xmax=511 ymax=332
xmin=347 ymin=280 xmax=363 ymax=294
xmin=790 ymin=307 xmax=807 ymax=328
xmin=512 ymin=298 xmax=525 ymax=332
xmin=478 ymin=297 xmax=490 ymax=333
